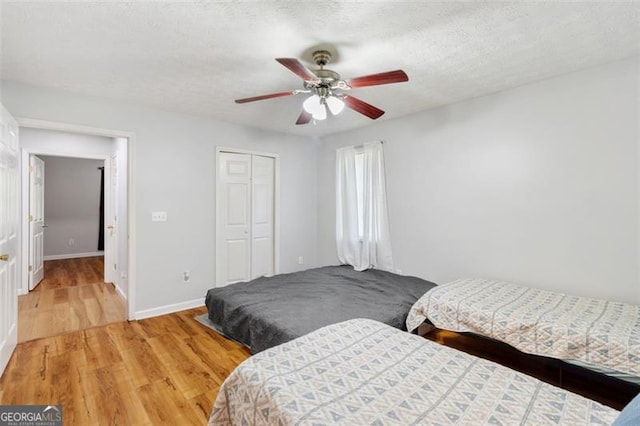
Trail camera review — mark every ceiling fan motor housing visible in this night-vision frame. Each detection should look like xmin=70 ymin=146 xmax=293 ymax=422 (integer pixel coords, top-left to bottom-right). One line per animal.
xmin=310 ymin=50 xmax=341 ymax=88
xmin=314 ymin=68 xmax=340 ymax=83
xmin=312 ymin=50 xmax=332 ymax=67
xmin=305 ymin=50 xmax=339 ymax=98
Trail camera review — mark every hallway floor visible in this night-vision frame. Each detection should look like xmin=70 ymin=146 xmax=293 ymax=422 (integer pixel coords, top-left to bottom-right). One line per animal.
xmin=18 ymin=256 xmax=126 ymax=342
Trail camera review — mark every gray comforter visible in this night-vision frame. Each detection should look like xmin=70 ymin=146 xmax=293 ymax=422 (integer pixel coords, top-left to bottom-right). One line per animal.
xmin=205 ymin=265 xmax=436 ymax=353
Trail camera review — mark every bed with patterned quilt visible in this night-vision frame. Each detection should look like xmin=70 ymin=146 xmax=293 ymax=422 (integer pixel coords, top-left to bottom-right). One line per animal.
xmin=406 ymin=278 xmax=640 ymax=379
xmin=210 ymin=319 xmax=619 ymax=425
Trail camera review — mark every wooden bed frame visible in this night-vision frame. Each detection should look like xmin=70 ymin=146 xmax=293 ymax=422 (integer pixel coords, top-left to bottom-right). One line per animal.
xmin=418 ymin=324 xmax=640 ymax=410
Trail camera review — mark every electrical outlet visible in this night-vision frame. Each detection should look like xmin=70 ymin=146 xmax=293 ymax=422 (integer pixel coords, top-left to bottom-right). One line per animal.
xmin=68 ymin=238 xmax=75 ymax=246
xmin=297 ymin=256 xmax=304 ymax=265
xmin=183 ymin=270 xmax=191 ymax=283
xmin=152 ymin=211 xmax=167 ymax=222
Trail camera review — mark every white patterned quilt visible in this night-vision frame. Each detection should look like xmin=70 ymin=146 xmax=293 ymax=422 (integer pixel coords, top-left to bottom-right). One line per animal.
xmin=210 ymin=319 xmax=618 ymax=425
xmin=406 ymin=278 xmax=640 ymax=377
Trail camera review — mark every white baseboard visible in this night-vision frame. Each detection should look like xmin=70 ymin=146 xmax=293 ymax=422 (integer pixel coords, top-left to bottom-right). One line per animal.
xmin=44 ymin=251 xmax=104 ymax=261
xmin=134 ymin=298 xmax=204 ymax=320
xmin=114 ymin=283 xmax=127 ymax=301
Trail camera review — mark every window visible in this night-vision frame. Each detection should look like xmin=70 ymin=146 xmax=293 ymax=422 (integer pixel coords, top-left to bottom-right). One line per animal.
xmin=336 ymin=142 xmax=393 ymax=271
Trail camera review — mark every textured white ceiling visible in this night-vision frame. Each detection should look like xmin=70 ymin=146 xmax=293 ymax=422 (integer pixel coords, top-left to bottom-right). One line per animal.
xmin=1 ymin=1 xmax=638 ymax=137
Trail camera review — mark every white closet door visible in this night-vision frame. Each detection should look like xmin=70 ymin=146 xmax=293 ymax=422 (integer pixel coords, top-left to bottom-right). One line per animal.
xmin=251 ymin=155 xmax=274 ymax=279
xmin=217 ymin=152 xmax=252 ymax=286
xmin=216 ymin=151 xmax=276 ymax=287
xmin=0 ymin=104 xmax=19 ymax=376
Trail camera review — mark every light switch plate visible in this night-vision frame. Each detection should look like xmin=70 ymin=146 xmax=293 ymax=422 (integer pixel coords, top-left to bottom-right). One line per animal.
xmin=151 ymin=211 xmax=167 ymax=222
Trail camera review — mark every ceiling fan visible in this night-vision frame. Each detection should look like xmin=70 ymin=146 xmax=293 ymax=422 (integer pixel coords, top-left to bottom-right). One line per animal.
xmin=235 ymin=50 xmax=409 ymax=125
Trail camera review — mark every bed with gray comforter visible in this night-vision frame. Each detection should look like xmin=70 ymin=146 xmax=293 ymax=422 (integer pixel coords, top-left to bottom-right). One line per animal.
xmin=205 ymin=265 xmax=436 ymax=353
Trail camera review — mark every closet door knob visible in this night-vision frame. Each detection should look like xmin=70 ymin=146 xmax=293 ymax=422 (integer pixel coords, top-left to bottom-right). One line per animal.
xmin=0 ymin=254 xmax=8 ymax=261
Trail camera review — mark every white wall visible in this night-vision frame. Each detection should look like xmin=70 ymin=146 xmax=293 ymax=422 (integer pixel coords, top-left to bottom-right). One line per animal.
xmin=1 ymin=81 xmax=318 ymax=316
xmin=318 ymin=58 xmax=640 ymax=304
xmin=20 ymin=127 xmax=114 ymax=157
xmin=38 ymin=155 xmax=104 ymax=258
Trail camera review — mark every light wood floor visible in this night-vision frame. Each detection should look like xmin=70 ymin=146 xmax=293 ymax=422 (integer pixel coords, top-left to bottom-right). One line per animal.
xmin=0 ymin=307 xmax=251 ymax=424
xmin=18 ymin=256 xmax=127 ymax=342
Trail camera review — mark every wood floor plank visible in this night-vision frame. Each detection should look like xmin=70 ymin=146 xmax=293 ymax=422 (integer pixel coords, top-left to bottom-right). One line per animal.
xmin=145 ymin=334 xmax=215 ymax=399
xmin=47 ymin=351 xmax=73 ymax=417
xmin=107 ymin=362 xmax=153 ymax=426
xmin=67 ymin=353 xmax=94 ymax=426
xmin=2 ymin=305 xmax=251 ymax=424
xmin=86 ymin=365 xmax=131 ymax=424
xmin=190 ymin=388 xmax=221 ymax=420
xmin=53 ymin=303 xmax=71 ymax=335
xmin=161 ymin=379 xmax=208 ymax=426
xmin=53 ymin=287 xmax=69 ymax=304
xmin=39 ymin=257 xmax=104 ymax=290
xmin=82 ymin=328 xmax=124 ymax=371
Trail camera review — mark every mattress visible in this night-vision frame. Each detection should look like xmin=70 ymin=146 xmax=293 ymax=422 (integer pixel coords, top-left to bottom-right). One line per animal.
xmin=407 ymin=278 xmax=640 ymax=377
xmin=210 ymin=319 xmax=619 ymax=425
xmin=205 ymin=265 xmax=436 ymax=353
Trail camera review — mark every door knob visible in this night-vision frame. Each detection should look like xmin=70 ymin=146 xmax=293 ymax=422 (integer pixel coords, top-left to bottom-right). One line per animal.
xmin=42 ymin=223 xmax=48 ymax=228
xmin=0 ymin=254 xmax=8 ymax=261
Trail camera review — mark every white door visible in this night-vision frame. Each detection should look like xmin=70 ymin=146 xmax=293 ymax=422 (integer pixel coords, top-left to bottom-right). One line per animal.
xmin=105 ymin=156 xmax=117 ymax=284
xmin=0 ymin=104 xmax=19 ymax=375
xmin=251 ymin=155 xmax=275 ymax=279
xmin=29 ymin=154 xmax=45 ymax=290
xmin=217 ymin=153 xmax=251 ymax=286
xmin=216 ymin=151 xmax=276 ymax=286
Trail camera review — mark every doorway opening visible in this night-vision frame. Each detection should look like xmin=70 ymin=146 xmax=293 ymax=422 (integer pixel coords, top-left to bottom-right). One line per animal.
xmin=20 ymin=154 xmax=124 ymax=341
xmin=17 ymin=122 xmax=134 ymax=342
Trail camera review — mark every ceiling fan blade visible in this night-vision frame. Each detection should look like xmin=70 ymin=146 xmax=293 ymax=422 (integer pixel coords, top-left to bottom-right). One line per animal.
xmin=295 ymin=110 xmax=312 ymax=125
xmin=235 ymin=90 xmax=301 ymax=104
xmin=343 ymin=95 xmax=385 ymax=119
xmin=276 ymin=58 xmax=321 ymax=83
xmin=345 ymin=70 xmax=408 ymax=89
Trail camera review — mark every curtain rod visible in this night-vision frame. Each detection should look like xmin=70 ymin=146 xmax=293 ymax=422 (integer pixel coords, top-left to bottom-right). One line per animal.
xmin=353 ymin=140 xmax=385 ymax=149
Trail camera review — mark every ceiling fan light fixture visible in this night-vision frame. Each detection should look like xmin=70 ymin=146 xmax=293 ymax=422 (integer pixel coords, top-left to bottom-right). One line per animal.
xmin=303 ymin=94 xmax=322 ymax=114
xmin=312 ymin=103 xmax=327 ymax=120
xmin=325 ymin=96 xmax=345 ymax=115
xmin=303 ymin=94 xmax=328 ymax=120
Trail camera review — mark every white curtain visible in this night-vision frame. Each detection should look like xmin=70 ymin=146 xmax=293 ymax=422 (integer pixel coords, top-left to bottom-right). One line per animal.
xmin=336 ymin=141 xmax=394 ymax=271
